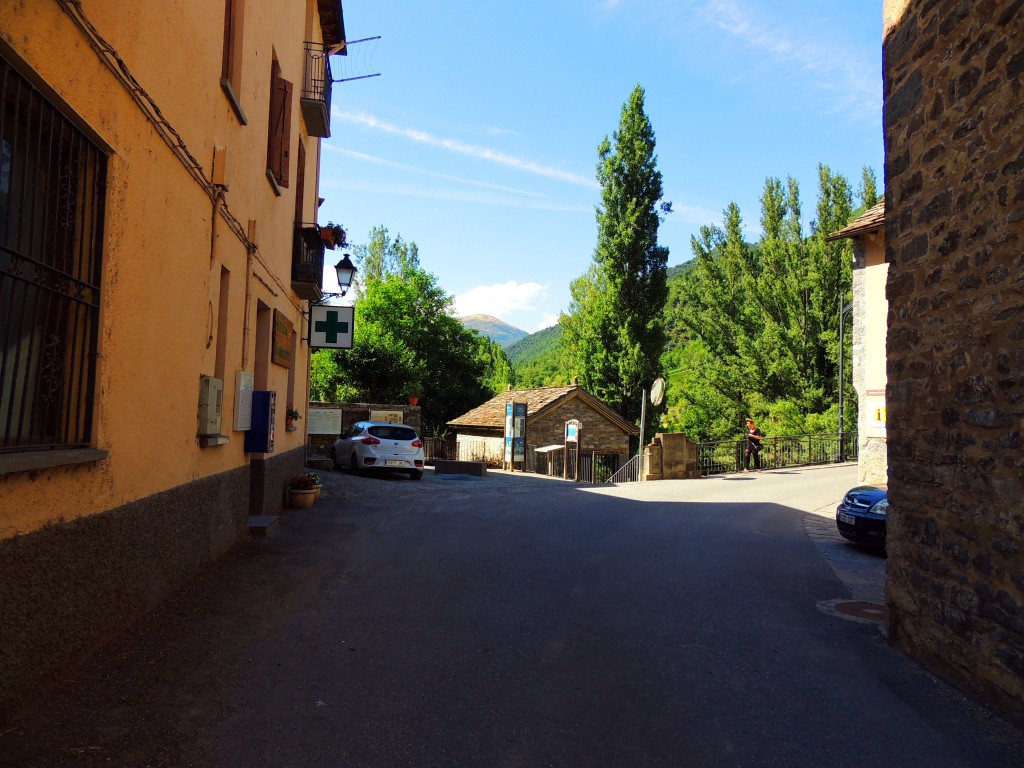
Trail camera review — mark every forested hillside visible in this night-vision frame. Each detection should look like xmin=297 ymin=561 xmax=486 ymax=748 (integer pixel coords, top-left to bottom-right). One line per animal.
xmin=506 ymin=325 xmax=565 ymax=387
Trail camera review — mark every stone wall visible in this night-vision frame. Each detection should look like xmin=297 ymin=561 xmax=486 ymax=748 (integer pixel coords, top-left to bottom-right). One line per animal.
xmin=305 ymin=402 xmax=422 ymax=457
xmin=529 ymin=400 xmax=632 ymax=458
xmin=883 ymin=0 xmax=1024 ymax=724
xmin=645 ymin=433 xmax=701 ymax=480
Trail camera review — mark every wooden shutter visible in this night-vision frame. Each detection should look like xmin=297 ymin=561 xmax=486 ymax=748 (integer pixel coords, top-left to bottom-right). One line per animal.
xmin=266 ymin=59 xmax=292 ymax=188
xmin=294 ymin=140 xmax=306 ymax=223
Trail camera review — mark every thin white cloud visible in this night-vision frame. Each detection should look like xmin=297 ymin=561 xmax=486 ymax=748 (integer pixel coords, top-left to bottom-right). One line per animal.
xmin=320 ymin=176 xmax=590 ymax=213
xmin=454 ymin=281 xmax=550 ymax=320
xmin=324 ymin=145 xmax=545 ymax=197
xmin=695 ymin=0 xmax=879 ymax=115
xmin=535 ymin=313 xmax=562 ymax=331
xmin=332 ymin=110 xmax=598 ymax=188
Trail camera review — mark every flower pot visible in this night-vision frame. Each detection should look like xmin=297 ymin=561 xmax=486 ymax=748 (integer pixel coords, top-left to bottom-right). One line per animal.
xmin=320 ymin=229 xmax=335 ymax=249
xmin=408 ymin=395 xmax=419 ymax=406
xmin=312 ymin=484 xmax=322 ymax=502
xmin=288 ymin=488 xmax=316 ymax=509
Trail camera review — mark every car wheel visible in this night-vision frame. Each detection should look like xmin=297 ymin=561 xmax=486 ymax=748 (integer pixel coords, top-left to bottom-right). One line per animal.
xmin=349 ymin=453 xmax=361 ymax=476
xmin=409 ymin=470 xmax=423 ymax=481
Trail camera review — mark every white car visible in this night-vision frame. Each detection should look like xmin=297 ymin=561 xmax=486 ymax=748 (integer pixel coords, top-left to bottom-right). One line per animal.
xmin=332 ymin=421 xmax=425 ymax=480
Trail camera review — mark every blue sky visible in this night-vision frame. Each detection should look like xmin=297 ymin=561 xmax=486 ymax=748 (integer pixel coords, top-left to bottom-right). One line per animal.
xmin=319 ymin=0 xmax=883 ymax=333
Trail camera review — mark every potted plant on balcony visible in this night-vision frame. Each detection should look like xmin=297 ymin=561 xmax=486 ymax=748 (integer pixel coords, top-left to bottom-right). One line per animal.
xmin=287 ymin=474 xmax=317 ymax=509
xmin=320 ymin=221 xmax=347 ymax=250
xmin=285 ymin=407 xmax=301 ymax=431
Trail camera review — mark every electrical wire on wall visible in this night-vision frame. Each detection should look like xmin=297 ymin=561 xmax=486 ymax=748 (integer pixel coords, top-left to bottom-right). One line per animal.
xmin=57 ymin=0 xmax=302 ymax=316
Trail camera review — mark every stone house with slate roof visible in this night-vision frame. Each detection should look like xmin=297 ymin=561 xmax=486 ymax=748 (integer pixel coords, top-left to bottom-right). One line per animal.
xmin=827 ymin=200 xmax=888 ymax=485
xmin=448 ymin=385 xmax=639 ymax=471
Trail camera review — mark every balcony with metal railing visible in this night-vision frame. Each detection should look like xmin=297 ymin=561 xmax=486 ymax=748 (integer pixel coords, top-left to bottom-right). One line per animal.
xmin=300 ymin=42 xmax=333 ymax=138
xmin=292 ymin=225 xmax=325 ymax=301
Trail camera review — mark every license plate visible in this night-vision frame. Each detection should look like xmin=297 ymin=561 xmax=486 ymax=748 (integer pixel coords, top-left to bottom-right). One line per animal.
xmin=838 ymin=511 xmax=857 ymax=525
xmin=385 ymin=460 xmax=405 ymax=467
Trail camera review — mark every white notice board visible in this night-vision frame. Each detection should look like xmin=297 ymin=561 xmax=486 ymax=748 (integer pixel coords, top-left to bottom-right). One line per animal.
xmin=308 ymin=408 xmax=343 ymax=435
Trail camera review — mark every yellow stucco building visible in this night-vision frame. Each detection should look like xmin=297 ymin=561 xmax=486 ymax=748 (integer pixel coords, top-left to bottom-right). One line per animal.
xmin=0 ymin=0 xmax=347 ymax=716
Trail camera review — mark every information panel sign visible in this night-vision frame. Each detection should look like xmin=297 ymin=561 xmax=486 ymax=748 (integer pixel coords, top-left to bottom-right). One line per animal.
xmin=308 ymin=408 xmax=343 ymax=435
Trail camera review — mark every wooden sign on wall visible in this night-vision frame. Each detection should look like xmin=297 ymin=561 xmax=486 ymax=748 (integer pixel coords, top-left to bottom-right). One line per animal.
xmin=272 ymin=310 xmax=293 ymax=368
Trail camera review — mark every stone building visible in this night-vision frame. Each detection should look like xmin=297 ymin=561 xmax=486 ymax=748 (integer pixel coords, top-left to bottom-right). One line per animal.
xmin=0 ymin=0 xmax=350 ymax=717
xmin=827 ymin=201 xmax=888 ymax=484
xmin=883 ymin=0 xmax=1024 ymax=724
xmin=448 ymin=385 xmax=639 ymax=473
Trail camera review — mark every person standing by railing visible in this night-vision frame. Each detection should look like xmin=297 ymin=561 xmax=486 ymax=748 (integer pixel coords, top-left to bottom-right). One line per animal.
xmin=742 ymin=418 xmax=763 ymax=473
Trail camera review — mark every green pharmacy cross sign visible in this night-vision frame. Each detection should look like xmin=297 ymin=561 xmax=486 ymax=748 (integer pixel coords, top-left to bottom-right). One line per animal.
xmin=309 ymin=304 xmax=354 ymax=349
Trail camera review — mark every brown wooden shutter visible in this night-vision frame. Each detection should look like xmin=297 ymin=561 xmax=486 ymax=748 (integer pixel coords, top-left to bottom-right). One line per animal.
xmin=294 ymin=140 xmax=306 ymax=223
xmin=267 ymin=59 xmax=283 ymax=181
xmin=266 ymin=55 xmax=293 ymax=188
xmin=278 ymin=77 xmax=292 ymax=188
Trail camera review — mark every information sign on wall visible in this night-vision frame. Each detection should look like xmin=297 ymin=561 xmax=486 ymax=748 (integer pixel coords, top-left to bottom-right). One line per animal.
xmin=308 ymin=408 xmax=343 ymax=435
xmin=272 ymin=310 xmax=293 ymax=367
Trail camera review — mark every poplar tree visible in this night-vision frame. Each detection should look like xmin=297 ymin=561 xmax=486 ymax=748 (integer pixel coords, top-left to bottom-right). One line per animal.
xmin=561 ymin=84 xmax=671 ymax=427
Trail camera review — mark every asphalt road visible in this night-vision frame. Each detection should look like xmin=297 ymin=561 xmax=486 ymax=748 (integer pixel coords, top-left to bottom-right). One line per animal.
xmin=3 ymin=465 xmax=1022 ymax=767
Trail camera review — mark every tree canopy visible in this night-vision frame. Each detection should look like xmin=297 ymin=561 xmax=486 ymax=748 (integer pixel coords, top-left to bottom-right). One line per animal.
xmin=310 ymin=227 xmax=512 ymax=433
xmin=561 ymin=84 xmax=671 ymax=432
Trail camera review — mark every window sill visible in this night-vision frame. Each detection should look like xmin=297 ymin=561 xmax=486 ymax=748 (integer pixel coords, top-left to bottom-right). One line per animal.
xmin=265 ymin=169 xmax=283 ymax=197
xmin=199 ymin=434 xmax=230 ymax=447
xmin=0 ymin=448 xmax=109 ymax=476
xmin=220 ymin=78 xmax=248 ymax=125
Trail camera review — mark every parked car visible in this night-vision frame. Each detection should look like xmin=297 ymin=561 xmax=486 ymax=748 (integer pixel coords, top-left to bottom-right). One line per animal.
xmin=332 ymin=421 xmax=425 ymax=480
xmin=836 ymin=484 xmax=888 ymax=547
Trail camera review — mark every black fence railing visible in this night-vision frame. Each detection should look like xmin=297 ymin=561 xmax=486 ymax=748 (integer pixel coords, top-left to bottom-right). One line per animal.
xmin=291 ymin=226 xmax=325 ymax=300
xmin=697 ymin=432 xmax=858 ymax=476
xmin=299 ymin=43 xmax=333 ymax=137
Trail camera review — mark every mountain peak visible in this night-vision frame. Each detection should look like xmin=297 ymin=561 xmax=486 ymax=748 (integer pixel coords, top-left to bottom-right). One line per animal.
xmin=458 ymin=315 xmax=528 ymax=348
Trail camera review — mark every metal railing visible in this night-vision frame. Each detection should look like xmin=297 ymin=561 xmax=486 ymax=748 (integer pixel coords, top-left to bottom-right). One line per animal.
xmin=291 ymin=225 xmax=324 ymax=300
xmin=606 ymin=453 xmax=643 ymax=484
xmin=697 ymin=432 xmax=858 ymax=476
xmin=299 ymin=43 xmax=333 ymax=137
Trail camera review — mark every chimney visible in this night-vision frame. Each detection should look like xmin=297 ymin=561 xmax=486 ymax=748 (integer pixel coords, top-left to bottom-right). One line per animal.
xmin=572 ymin=376 xmax=579 ymax=386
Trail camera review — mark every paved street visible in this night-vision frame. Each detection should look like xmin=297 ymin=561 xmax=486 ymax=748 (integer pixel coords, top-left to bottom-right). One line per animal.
xmin=3 ymin=464 xmax=1022 ymax=767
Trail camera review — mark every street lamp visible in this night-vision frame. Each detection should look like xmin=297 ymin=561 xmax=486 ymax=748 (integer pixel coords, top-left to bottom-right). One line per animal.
xmin=316 ymin=253 xmax=357 ymax=304
xmin=332 ymin=253 xmax=356 ymax=296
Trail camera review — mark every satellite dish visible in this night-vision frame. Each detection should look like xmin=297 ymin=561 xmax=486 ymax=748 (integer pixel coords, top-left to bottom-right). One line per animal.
xmin=650 ymin=377 xmax=665 ymax=406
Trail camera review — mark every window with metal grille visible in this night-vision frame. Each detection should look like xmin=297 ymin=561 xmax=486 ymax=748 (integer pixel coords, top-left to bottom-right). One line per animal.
xmin=0 ymin=53 xmax=107 ymax=454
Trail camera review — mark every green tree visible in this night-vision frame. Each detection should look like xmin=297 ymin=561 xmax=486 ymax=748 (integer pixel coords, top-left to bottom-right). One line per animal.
xmin=314 ymin=230 xmax=498 ymax=430
xmin=562 ymin=84 xmax=671 ymax=431
xmin=858 ymin=166 xmax=879 ymax=209
xmin=675 ymin=203 xmax=755 ymax=430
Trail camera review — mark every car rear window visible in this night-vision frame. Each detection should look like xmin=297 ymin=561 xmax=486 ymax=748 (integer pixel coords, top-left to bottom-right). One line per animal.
xmin=367 ymin=426 xmax=418 ymax=441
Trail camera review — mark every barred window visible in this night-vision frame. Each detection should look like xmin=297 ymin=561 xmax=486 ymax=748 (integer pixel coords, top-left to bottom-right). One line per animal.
xmin=0 ymin=53 xmax=106 ymax=453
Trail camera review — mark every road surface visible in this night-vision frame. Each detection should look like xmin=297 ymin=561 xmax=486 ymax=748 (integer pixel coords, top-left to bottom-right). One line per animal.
xmin=2 ymin=464 xmax=1021 ymax=767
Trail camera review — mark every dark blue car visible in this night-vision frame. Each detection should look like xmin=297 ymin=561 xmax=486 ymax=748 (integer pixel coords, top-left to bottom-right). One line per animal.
xmin=836 ymin=485 xmax=888 ymax=547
